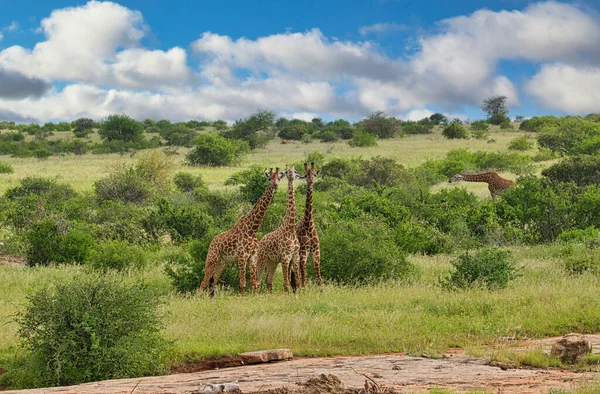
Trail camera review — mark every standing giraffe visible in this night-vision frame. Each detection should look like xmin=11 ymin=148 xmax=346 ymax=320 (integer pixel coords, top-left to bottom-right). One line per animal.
xmin=200 ymin=167 xmax=284 ymax=296
xmin=294 ymin=162 xmax=323 ymax=288
xmin=449 ymin=172 xmax=515 ymax=199
xmin=251 ymin=165 xmax=302 ymax=294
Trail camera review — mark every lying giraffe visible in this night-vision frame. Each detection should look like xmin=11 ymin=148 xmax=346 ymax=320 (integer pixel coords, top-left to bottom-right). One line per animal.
xmin=251 ymin=165 xmax=302 ymax=294
xmin=200 ymin=168 xmax=284 ymax=296
xmin=449 ymin=172 xmax=515 ymax=199
xmin=295 ymin=162 xmax=323 ymax=288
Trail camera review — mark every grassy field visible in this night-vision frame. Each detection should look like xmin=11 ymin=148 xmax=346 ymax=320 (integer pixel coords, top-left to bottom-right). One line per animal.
xmin=2 ymin=125 xmax=583 ymax=375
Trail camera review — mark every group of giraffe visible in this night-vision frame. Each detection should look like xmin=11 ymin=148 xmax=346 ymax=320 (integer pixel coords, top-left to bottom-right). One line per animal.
xmin=199 ymin=163 xmax=322 ymax=295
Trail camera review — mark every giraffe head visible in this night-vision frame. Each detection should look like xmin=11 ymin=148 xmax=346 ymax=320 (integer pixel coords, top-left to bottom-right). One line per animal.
xmin=449 ymin=174 xmax=464 ymax=183
xmin=263 ymin=167 xmax=285 ymax=187
xmin=284 ymin=165 xmax=302 ymax=182
xmin=302 ymin=162 xmax=321 ymax=184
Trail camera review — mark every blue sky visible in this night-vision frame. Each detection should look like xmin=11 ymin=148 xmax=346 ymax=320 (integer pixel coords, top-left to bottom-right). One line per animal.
xmin=0 ymin=0 xmax=599 ymax=122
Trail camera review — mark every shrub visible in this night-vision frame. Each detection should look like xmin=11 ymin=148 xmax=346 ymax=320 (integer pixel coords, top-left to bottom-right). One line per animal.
xmin=500 ymin=119 xmax=514 ymax=129
xmin=159 ymin=123 xmax=196 ymax=146
xmin=402 ymin=121 xmax=434 ymax=135
xmin=348 ymin=130 xmax=377 ymax=147
xmin=564 ymin=250 xmax=600 ymax=275
xmin=150 ymin=198 xmax=214 ymax=243
xmin=54 ymin=228 xmax=95 ymax=264
xmin=537 ymin=116 xmax=600 ymax=154
xmin=73 ymin=129 xmax=93 ymax=138
xmin=278 ymin=120 xmax=311 ymax=140
xmin=520 ymin=116 xmax=560 ymax=132
xmin=25 ymin=219 xmax=62 ymax=266
xmin=532 ymin=148 xmax=557 ymax=162
xmin=314 ymin=130 xmax=339 ymax=142
xmin=221 ymin=109 xmax=275 ymax=149
xmin=470 ymin=120 xmax=489 ymax=131
xmin=348 ymin=156 xmax=414 ymax=188
xmin=471 ymin=129 xmax=488 ymax=140
xmin=542 ymin=155 xmax=600 ymax=187
xmin=135 ymin=150 xmax=174 ymax=193
xmin=73 ymin=118 xmax=96 ymax=132
xmin=187 ymin=133 xmax=249 ymax=166
xmin=15 ymin=277 xmax=168 ymax=387
xmin=94 ymin=166 xmax=151 ymax=204
xmin=442 ymin=122 xmax=468 ymax=139
xmin=558 ymin=227 xmax=600 ymax=244
xmin=174 ymin=172 xmax=207 ymax=192
xmin=440 ymin=249 xmax=520 ymax=290
xmin=98 ymin=114 xmax=145 ymax=143
xmin=508 ymin=136 xmax=534 ymax=151
xmin=34 ymin=148 xmax=52 ymax=159
xmin=324 ymin=119 xmax=354 ymax=139
xmin=0 ymin=161 xmax=14 ymax=173
xmin=318 ymin=218 xmax=417 ymax=285
xmin=394 ymin=220 xmax=451 ymax=254
xmin=85 ymin=240 xmax=147 ymax=271
xmin=225 ymin=165 xmax=269 ymax=203
xmin=489 ymin=114 xmax=511 ymax=126
xmin=0 ymin=131 xmax=25 ymax=141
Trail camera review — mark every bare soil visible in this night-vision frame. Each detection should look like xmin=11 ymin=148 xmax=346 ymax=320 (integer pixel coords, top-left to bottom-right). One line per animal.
xmin=5 ymin=335 xmax=600 ymax=394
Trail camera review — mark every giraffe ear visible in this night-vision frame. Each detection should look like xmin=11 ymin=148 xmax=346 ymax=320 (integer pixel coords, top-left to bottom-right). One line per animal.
xmin=278 ymin=172 xmax=286 ymax=180
xmin=263 ymin=169 xmax=270 ymax=179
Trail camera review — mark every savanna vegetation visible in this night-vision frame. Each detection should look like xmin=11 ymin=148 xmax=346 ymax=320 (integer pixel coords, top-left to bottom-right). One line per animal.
xmin=2 ymin=100 xmax=600 ymax=390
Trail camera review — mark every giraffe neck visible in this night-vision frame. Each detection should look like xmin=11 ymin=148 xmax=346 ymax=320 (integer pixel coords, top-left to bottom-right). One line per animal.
xmin=301 ymin=180 xmax=314 ymax=227
xmin=240 ymin=182 xmax=276 ymax=235
xmin=460 ymin=172 xmax=495 ymax=183
xmin=282 ymin=177 xmax=296 ymax=228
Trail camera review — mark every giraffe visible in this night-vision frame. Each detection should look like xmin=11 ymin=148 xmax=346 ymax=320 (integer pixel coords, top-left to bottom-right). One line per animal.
xmin=449 ymin=172 xmax=516 ymax=199
xmin=251 ymin=165 xmax=302 ymax=294
xmin=294 ymin=162 xmax=323 ymax=289
xmin=199 ymin=167 xmax=284 ymax=296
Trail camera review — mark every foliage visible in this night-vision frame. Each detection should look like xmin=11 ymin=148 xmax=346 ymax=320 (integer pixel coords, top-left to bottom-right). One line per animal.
xmin=358 ymin=111 xmax=402 ymax=138
xmin=440 ymin=249 xmax=520 ymax=290
xmin=147 ymin=198 xmax=214 ymax=243
xmin=225 ymin=165 xmax=269 ymax=203
xmin=402 ymin=121 xmax=434 ymax=135
xmin=98 ymin=114 xmax=145 ymax=143
xmin=94 ymin=165 xmax=151 ymax=204
xmin=85 ymin=240 xmax=147 ymax=271
xmin=564 ymin=249 xmax=600 ymax=275
xmin=73 ymin=129 xmax=93 ymax=138
xmin=0 ymin=161 xmax=14 ymax=173
xmin=173 ymin=172 xmax=207 ymax=192
xmin=25 ymin=219 xmax=95 ymax=266
xmin=323 ymin=119 xmax=354 ymax=140
xmin=158 ymin=123 xmax=196 ymax=146
xmin=72 ymin=118 xmax=95 ymax=132
xmin=470 ymin=120 xmax=489 ymax=132
xmin=536 ymin=116 xmax=600 ymax=154
xmin=318 ymin=218 xmax=417 ymax=285
xmin=135 ymin=150 xmax=174 ymax=193
xmin=519 ymin=116 xmax=561 ymax=132
xmin=442 ymin=122 xmax=468 ymax=139
xmin=481 ymin=96 xmax=509 ymax=121
xmin=557 ymin=227 xmax=600 ymax=244
xmin=15 ymin=277 xmax=168 ymax=387
xmin=499 ymin=118 xmax=514 ymax=129
xmin=428 ymin=113 xmax=448 ymax=125
xmin=221 ymin=109 xmax=275 ymax=149
xmin=277 ymin=119 xmax=311 ymax=140
xmin=186 ymin=133 xmax=249 ymax=166
xmin=348 ymin=130 xmax=377 ymax=147
xmin=508 ymin=136 xmax=534 ymax=151
xmin=542 ymin=155 xmax=600 ymax=187
xmin=394 ymin=220 xmax=451 ymax=254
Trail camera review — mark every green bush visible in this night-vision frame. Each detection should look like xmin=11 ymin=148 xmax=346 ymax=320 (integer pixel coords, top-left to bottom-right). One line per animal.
xmin=25 ymin=219 xmax=62 ymax=266
xmin=34 ymin=148 xmax=52 ymax=159
xmin=499 ymin=119 xmax=514 ymax=129
xmin=0 ymin=161 xmax=14 ymax=173
xmin=489 ymin=114 xmax=511 ymax=126
xmin=394 ymin=220 xmax=451 ymax=254
xmin=357 ymin=111 xmax=401 ymax=138
xmin=537 ymin=116 xmax=600 ymax=154
xmin=324 ymin=119 xmax=354 ymax=139
xmin=519 ymin=116 xmax=560 ymax=132
xmin=98 ymin=114 xmax=145 ymax=143
xmin=278 ymin=120 xmax=311 ymax=140
xmin=442 ymin=122 xmax=468 ymax=139
xmin=564 ymin=250 xmax=600 ymax=275
xmin=542 ymin=155 xmax=600 ymax=187
xmin=348 ymin=130 xmax=377 ymax=147
xmin=73 ymin=118 xmax=96 ymax=132
xmin=440 ymin=249 xmax=520 ymax=290
xmin=402 ymin=121 xmax=433 ymax=135
xmin=508 ymin=136 xmax=534 ymax=151
xmin=54 ymin=228 xmax=95 ymax=264
xmin=314 ymin=129 xmax=339 ymax=142
xmin=150 ymin=198 xmax=214 ymax=243
xmin=14 ymin=277 xmax=168 ymax=387
xmin=187 ymin=133 xmax=249 ymax=166
xmin=94 ymin=166 xmax=151 ymax=204
xmin=173 ymin=172 xmax=207 ymax=192
xmin=73 ymin=129 xmax=93 ymax=138
xmin=532 ymin=148 xmax=557 ymax=162
xmin=85 ymin=240 xmax=147 ymax=271
xmin=318 ymin=218 xmax=417 ymax=285
xmin=558 ymin=227 xmax=600 ymax=244
xmin=225 ymin=165 xmax=270 ymax=203
xmin=221 ymin=110 xmax=275 ymax=149
xmin=470 ymin=120 xmax=489 ymax=132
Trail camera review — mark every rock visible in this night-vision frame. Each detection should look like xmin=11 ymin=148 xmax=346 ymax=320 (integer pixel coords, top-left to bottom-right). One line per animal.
xmin=239 ymin=348 xmax=293 ymax=365
xmin=551 ymin=333 xmax=591 ymax=362
xmin=197 ymin=383 xmax=240 ymax=394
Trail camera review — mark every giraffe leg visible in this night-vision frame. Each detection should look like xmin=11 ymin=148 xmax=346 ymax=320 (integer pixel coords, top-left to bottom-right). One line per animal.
xmin=266 ymin=262 xmax=276 ymax=293
xmin=291 ymin=252 xmax=301 ymax=292
xmin=199 ymin=246 xmax=219 ymax=292
xmin=236 ymin=251 xmax=252 ymax=296
xmin=312 ymin=246 xmax=323 ymax=287
xmin=249 ymin=254 xmax=260 ymax=295
xmin=298 ymin=246 xmax=309 ymax=288
xmin=281 ymin=257 xmax=291 ymax=294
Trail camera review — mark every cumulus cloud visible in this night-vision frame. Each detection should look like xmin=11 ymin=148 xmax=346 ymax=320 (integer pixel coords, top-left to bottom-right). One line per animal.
xmin=4 ymin=22 xmax=19 ymax=32
xmin=0 ymin=1 xmax=192 ymax=90
xmin=1 ymin=0 xmax=600 ymax=122
xmin=526 ymin=63 xmax=600 ymax=114
xmin=0 ymin=68 xmax=51 ymax=99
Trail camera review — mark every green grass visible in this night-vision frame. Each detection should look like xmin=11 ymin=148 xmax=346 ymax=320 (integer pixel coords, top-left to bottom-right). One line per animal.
xmin=3 ymin=247 xmax=600 ymax=364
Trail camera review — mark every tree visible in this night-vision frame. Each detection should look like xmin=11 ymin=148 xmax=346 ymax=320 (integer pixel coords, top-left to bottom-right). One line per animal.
xmin=98 ymin=114 xmax=145 ymax=143
xmin=186 ymin=133 xmax=249 ymax=166
xmin=278 ymin=119 xmax=311 ymax=140
xmin=73 ymin=118 xmax=96 ymax=132
xmin=442 ymin=121 xmax=468 ymax=139
xmin=481 ymin=96 xmax=510 ymax=125
xmin=221 ymin=109 xmax=275 ymax=149
xmin=359 ymin=111 xmax=401 ymax=139
xmin=429 ymin=113 xmax=448 ymax=125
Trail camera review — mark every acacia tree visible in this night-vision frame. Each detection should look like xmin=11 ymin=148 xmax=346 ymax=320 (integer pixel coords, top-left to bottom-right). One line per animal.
xmin=481 ymin=96 xmax=510 ymax=125
xmin=98 ymin=114 xmax=145 ymax=143
xmin=221 ymin=109 xmax=275 ymax=149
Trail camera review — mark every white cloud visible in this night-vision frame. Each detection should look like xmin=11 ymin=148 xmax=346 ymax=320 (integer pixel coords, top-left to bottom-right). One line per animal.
xmin=526 ymin=63 xmax=600 ymax=114
xmin=4 ymin=22 xmax=19 ymax=32
xmin=400 ymin=109 xmax=434 ymax=121
xmin=1 ymin=1 xmax=600 ymax=122
xmin=0 ymin=32 xmax=3 ymax=41
xmin=358 ymin=22 xmax=406 ymax=36
xmin=0 ymin=1 xmax=192 ymax=90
